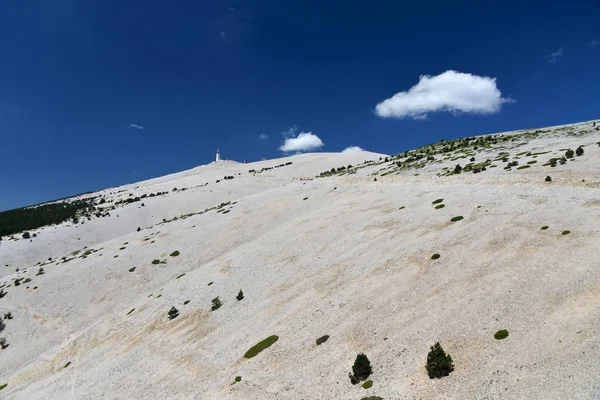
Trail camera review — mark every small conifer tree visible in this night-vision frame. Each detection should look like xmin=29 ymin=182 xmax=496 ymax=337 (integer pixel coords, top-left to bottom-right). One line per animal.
xmin=348 ymin=353 xmax=372 ymax=384
xmin=0 ymin=337 xmax=8 ymax=349
xmin=211 ymin=297 xmax=222 ymax=311
xmin=426 ymin=342 xmax=454 ymax=379
xmin=576 ymin=146 xmax=584 ymax=156
xmin=565 ymin=149 xmax=574 ymax=158
xmin=236 ymin=290 xmax=244 ymax=301
xmin=168 ymin=306 xmax=179 ymax=320
xmin=545 ymin=176 xmax=552 ymax=182
xmin=454 ymin=164 xmax=462 ymax=174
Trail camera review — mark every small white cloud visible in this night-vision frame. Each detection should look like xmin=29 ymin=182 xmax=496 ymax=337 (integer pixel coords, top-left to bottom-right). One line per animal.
xmin=375 ymin=70 xmax=512 ymax=120
xmin=279 ymin=132 xmax=324 ymax=152
xmin=547 ymin=47 xmax=564 ymax=64
xmin=128 ymin=124 xmax=145 ymax=130
xmin=342 ymin=146 xmax=364 ymax=153
xmin=586 ymin=39 xmax=598 ymax=48
xmin=220 ymin=31 xmax=226 ymax=38
xmin=259 ymin=133 xmax=268 ymax=140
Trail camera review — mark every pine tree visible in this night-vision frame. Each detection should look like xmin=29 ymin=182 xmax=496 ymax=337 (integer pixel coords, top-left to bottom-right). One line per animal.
xmin=167 ymin=306 xmax=179 ymax=320
xmin=211 ymin=297 xmax=222 ymax=311
xmin=565 ymin=149 xmax=574 ymax=158
xmin=426 ymin=342 xmax=454 ymax=379
xmin=0 ymin=337 xmax=8 ymax=349
xmin=576 ymin=146 xmax=584 ymax=156
xmin=454 ymin=164 xmax=462 ymax=174
xmin=236 ymin=290 xmax=244 ymax=301
xmin=348 ymin=353 xmax=372 ymax=384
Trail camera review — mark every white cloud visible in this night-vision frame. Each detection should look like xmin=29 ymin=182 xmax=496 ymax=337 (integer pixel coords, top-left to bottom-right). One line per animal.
xmin=279 ymin=132 xmax=324 ymax=152
xmin=342 ymin=146 xmax=364 ymax=153
xmin=547 ymin=47 xmax=564 ymax=64
xmin=281 ymin=125 xmax=298 ymax=138
xmin=375 ymin=70 xmax=511 ymax=120
xmin=586 ymin=39 xmax=598 ymax=48
xmin=128 ymin=124 xmax=145 ymax=130
xmin=259 ymin=133 xmax=268 ymax=140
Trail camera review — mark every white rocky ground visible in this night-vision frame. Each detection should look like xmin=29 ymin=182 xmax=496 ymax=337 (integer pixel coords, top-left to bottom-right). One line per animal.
xmin=1 ymin=120 xmax=599 ymax=399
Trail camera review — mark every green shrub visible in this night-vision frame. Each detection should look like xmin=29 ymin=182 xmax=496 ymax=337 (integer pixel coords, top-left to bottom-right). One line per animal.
xmin=126 ymin=308 xmax=135 ymax=315
xmin=168 ymin=306 xmax=179 ymax=320
xmin=562 ymin=230 xmax=571 ymax=235
xmin=176 ymin=273 xmax=185 ymax=279
xmin=244 ymin=335 xmax=279 ymax=358
xmin=450 ymin=216 xmax=464 ymax=222
xmin=576 ymin=146 xmax=583 ymax=156
xmin=63 ymin=361 xmax=71 ymax=368
xmin=119 ymin=247 xmax=126 ymax=250
xmin=494 ymin=329 xmax=509 ymax=340
xmin=435 ymin=204 xmax=445 ymax=209
xmin=0 ymin=337 xmax=8 ymax=349
xmin=565 ymin=149 xmax=574 ymax=158
xmin=432 ymin=199 xmax=444 ymax=204
xmin=316 ymin=335 xmax=330 ymax=345
xmin=541 ymin=226 xmax=549 ymax=230
xmin=360 ymin=397 xmax=383 ymax=400
xmin=184 ymin=300 xmax=190 ymax=305
xmin=0 ymin=383 xmax=7 ymax=390
xmin=454 ymin=164 xmax=462 ymax=174
xmin=151 ymin=259 xmax=160 ymax=265
xmin=545 ymin=176 xmax=552 ymax=182
xmin=362 ymin=380 xmax=373 ymax=389
xmin=208 ymin=282 xmax=213 ymax=286
xmin=349 ymin=353 xmax=372 ymax=384
xmin=128 ymin=267 xmax=136 ymax=272
xmin=431 ymin=254 xmax=440 ymax=260
xmin=211 ymin=297 xmax=222 ymax=311
xmin=426 ymin=342 xmax=454 ymax=379
xmin=303 ymin=197 xmax=308 ymax=201
xmin=234 ymin=376 xmax=242 ymax=383
xmin=516 ymin=165 xmax=530 ymax=169
xmin=236 ymin=290 xmax=244 ymax=301
xmin=37 ymin=267 xmax=45 ymax=275
xmin=170 ymin=250 xmax=180 ymax=257
xmin=137 ymin=227 xmax=141 ymax=232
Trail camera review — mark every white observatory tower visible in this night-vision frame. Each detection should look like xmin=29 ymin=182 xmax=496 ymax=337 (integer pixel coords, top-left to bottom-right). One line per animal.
xmin=216 ymin=148 xmax=221 ymax=162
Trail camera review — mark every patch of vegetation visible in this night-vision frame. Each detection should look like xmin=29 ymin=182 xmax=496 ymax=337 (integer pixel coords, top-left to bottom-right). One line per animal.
xmin=398 ymin=206 xmax=405 ymax=210
xmin=183 ymin=300 xmax=190 ymax=305
xmin=541 ymin=226 xmax=549 ymax=230
xmin=360 ymin=397 xmax=383 ymax=400
xmin=168 ymin=306 xmax=179 ymax=320
xmin=0 ymin=337 xmax=8 ymax=349
xmin=494 ymin=329 xmax=509 ymax=340
xmin=208 ymin=282 xmax=213 ymax=286
xmin=426 ymin=342 xmax=454 ymax=379
xmin=545 ymin=176 xmax=552 ymax=182
xmin=362 ymin=380 xmax=373 ymax=389
xmin=349 ymin=353 xmax=372 ymax=384
xmin=119 ymin=247 xmax=126 ymax=250
xmin=435 ymin=204 xmax=445 ymax=209
xmin=303 ymin=197 xmax=309 ymax=201
xmin=0 ymin=383 xmax=7 ymax=390
xmin=63 ymin=361 xmax=72 ymax=368
xmin=565 ymin=149 xmax=574 ymax=158
xmin=450 ymin=216 xmax=464 ymax=222
xmin=151 ymin=259 xmax=160 ymax=265
xmin=576 ymin=146 xmax=584 ymax=156
xmin=211 ymin=297 xmax=222 ymax=311
xmin=236 ymin=290 xmax=244 ymax=301
xmin=128 ymin=267 xmax=136 ymax=272
xmin=126 ymin=308 xmax=135 ymax=315
xmin=431 ymin=254 xmax=440 ymax=260
xmin=562 ymin=230 xmax=571 ymax=235
xmin=234 ymin=376 xmax=242 ymax=383
xmin=176 ymin=273 xmax=185 ymax=279
xmin=432 ymin=199 xmax=444 ymax=204
xmin=316 ymin=335 xmax=330 ymax=345
xmin=0 ymin=196 xmax=98 ymax=237
xmin=516 ymin=165 xmax=530 ymax=169
xmin=243 ymin=335 xmax=279 ymax=358
xmin=222 ymin=209 xmax=230 ymax=214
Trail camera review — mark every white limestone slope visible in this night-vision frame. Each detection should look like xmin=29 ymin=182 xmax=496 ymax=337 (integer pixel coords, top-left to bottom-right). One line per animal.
xmin=0 ymin=123 xmax=599 ymax=399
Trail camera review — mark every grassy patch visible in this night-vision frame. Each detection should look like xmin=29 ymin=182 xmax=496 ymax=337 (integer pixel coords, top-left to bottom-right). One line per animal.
xmin=222 ymin=210 xmax=230 ymax=214
xmin=176 ymin=273 xmax=186 ymax=279
xmin=431 ymin=254 xmax=440 ymax=260
xmin=450 ymin=216 xmax=464 ymax=222
xmin=562 ymin=230 xmax=571 ymax=235
xmin=362 ymin=380 xmax=373 ymax=389
xmin=244 ymin=335 xmax=279 ymax=358
xmin=435 ymin=204 xmax=445 ymax=209
xmin=127 ymin=308 xmax=135 ymax=315
xmin=494 ymin=329 xmax=509 ymax=340
xmin=541 ymin=226 xmax=549 ymax=230
xmin=432 ymin=199 xmax=444 ymax=204
xmin=170 ymin=250 xmax=180 ymax=257
xmin=128 ymin=267 xmax=136 ymax=272
xmin=316 ymin=335 xmax=330 ymax=345
xmin=516 ymin=165 xmax=531 ymax=169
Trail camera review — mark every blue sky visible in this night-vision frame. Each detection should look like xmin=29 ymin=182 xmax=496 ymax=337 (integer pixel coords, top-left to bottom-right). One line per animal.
xmin=1 ymin=0 xmax=599 ymax=210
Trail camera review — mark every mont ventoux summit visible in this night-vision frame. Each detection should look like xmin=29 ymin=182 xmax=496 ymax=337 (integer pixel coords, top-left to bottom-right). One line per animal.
xmin=1 ymin=2 xmax=600 ymax=399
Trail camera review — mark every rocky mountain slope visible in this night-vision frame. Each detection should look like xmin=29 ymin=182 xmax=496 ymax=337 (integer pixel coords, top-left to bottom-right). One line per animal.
xmin=1 ymin=120 xmax=599 ymax=399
